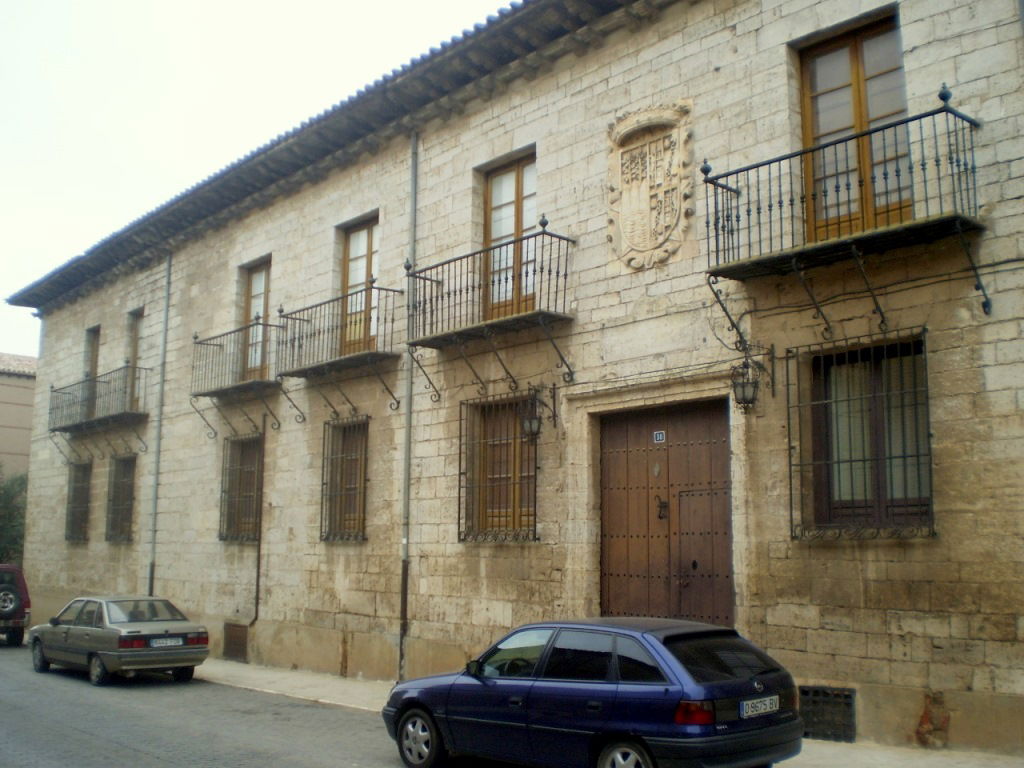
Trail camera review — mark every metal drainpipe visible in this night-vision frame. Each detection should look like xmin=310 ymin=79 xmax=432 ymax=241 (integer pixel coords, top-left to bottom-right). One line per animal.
xmin=398 ymin=129 xmax=419 ymax=681
xmin=147 ymin=250 xmax=173 ymax=595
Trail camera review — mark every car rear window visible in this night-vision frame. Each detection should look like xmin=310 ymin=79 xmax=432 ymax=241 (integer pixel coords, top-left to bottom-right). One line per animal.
xmin=662 ymin=634 xmax=781 ymax=683
xmin=616 ymin=636 xmax=667 ymax=683
xmin=107 ymin=599 xmax=188 ymax=623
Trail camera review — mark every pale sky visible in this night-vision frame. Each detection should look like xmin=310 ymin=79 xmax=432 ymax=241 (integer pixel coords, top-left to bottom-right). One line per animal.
xmin=0 ymin=0 xmax=508 ymax=358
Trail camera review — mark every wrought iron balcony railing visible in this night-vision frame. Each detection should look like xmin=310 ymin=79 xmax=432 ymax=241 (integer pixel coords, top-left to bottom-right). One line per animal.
xmin=49 ymin=366 xmax=148 ymax=432
xmin=192 ymin=321 xmax=278 ymax=397
xmin=276 ymin=285 xmax=403 ymax=377
xmin=407 ymin=226 xmax=574 ymax=348
xmin=702 ymin=87 xmax=981 ymax=279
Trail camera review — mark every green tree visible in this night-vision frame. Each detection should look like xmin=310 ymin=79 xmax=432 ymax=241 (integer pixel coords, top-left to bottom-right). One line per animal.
xmin=0 ymin=468 xmax=27 ymax=564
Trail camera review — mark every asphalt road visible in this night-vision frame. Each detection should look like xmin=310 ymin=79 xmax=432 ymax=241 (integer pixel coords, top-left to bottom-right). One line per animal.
xmin=0 ymin=644 xmax=405 ymax=768
xmin=0 ymin=644 xmax=520 ymax=768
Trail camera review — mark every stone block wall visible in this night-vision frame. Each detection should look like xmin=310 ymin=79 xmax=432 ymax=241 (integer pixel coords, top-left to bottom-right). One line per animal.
xmin=20 ymin=0 xmax=1023 ymax=752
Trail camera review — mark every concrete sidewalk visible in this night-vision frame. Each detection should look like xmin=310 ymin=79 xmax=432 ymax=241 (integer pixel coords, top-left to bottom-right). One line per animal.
xmin=196 ymin=658 xmax=1023 ymax=767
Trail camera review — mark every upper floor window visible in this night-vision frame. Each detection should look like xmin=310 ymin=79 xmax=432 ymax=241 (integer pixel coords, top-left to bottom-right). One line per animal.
xmin=126 ymin=308 xmax=144 ymax=411
xmin=339 ymin=219 xmax=379 ymax=354
xmin=243 ymin=260 xmax=271 ymax=380
xmin=485 ymin=155 xmax=537 ymax=319
xmin=801 ymin=19 xmax=909 ymax=239
xmin=84 ymin=326 xmax=101 ymax=419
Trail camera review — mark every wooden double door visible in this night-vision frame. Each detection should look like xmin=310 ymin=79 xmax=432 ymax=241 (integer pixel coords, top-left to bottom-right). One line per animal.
xmin=600 ymin=400 xmax=735 ymax=626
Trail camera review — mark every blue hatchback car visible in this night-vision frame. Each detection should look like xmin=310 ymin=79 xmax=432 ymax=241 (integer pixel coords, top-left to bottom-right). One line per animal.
xmin=382 ymin=617 xmax=802 ymax=768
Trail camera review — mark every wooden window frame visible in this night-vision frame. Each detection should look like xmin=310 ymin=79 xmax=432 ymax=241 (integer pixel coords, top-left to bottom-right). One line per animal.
xmin=126 ymin=308 xmax=144 ymax=411
xmin=800 ymin=18 xmax=910 ymax=241
xmin=106 ymin=455 xmax=136 ymax=542
xmin=66 ymin=461 xmax=92 ymax=542
xmin=220 ymin=434 xmax=264 ymax=542
xmin=84 ymin=325 xmax=101 ymax=420
xmin=339 ymin=219 xmax=379 ymax=356
xmin=242 ymin=260 xmax=271 ymax=381
xmin=460 ymin=394 xmax=538 ymax=542
xmin=484 ymin=155 xmax=537 ymax=320
xmin=321 ymin=417 xmax=369 ymax=542
xmin=810 ymin=338 xmax=932 ymax=529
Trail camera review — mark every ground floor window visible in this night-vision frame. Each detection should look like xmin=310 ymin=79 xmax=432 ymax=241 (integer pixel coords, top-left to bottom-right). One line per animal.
xmin=321 ymin=417 xmax=369 ymax=541
xmin=106 ymin=454 xmax=136 ymax=542
xmin=460 ymin=392 xmax=538 ymax=542
xmin=66 ymin=461 xmax=92 ymax=542
xmin=787 ymin=330 xmax=933 ymax=539
xmin=220 ymin=433 xmax=263 ymax=541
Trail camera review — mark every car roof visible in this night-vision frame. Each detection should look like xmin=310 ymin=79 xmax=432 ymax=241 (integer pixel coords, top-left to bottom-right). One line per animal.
xmin=70 ymin=595 xmax=171 ymax=602
xmin=519 ymin=617 xmax=739 ymax=641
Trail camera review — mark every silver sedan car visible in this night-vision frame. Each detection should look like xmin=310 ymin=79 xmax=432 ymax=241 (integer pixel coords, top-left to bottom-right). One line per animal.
xmin=28 ymin=595 xmax=209 ymax=685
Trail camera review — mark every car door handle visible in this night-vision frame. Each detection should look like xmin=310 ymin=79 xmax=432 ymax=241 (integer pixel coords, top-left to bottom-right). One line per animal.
xmin=586 ymin=700 xmax=603 ymax=713
xmin=508 ymin=696 xmax=524 ymax=708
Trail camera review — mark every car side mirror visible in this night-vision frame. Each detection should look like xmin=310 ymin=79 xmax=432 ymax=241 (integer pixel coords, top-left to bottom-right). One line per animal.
xmin=466 ymin=660 xmax=482 ymax=677
xmin=49 ymin=617 xmax=59 ymax=626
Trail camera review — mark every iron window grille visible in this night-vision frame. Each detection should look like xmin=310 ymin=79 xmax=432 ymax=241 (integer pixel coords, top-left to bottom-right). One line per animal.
xmin=220 ymin=432 xmax=264 ymax=542
xmin=787 ymin=329 xmax=935 ymax=540
xmin=66 ymin=461 xmax=92 ymax=542
xmin=459 ymin=391 xmax=539 ymax=543
xmin=106 ymin=455 xmax=136 ymax=542
xmin=321 ymin=416 xmax=369 ymax=542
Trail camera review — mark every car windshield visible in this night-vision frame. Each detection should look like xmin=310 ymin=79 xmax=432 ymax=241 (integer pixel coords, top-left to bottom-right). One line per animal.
xmin=106 ymin=599 xmax=188 ymax=624
xmin=480 ymin=628 xmax=553 ymax=678
xmin=662 ymin=633 xmax=781 ymax=683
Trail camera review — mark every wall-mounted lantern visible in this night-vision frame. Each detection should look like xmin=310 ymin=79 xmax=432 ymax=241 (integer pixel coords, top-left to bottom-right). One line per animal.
xmin=731 ymin=357 xmax=762 ymax=412
xmin=520 ymin=385 xmax=557 ymax=439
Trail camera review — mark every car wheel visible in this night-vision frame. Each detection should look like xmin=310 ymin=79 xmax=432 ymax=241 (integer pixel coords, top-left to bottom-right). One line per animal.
xmin=31 ymin=640 xmax=50 ymax=672
xmin=6 ymin=628 xmax=24 ymax=647
xmin=88 ymin=654 xmax=110 ymax=686
xmin=0 ymin=586 xmax=21 ymax=618
xmin=397 ymin=707 xmax=448 ymax=768
xmin=597 ymin=741 xmax=657 ymax=768
xmin=172 ymin=666 xmax=195 ymax=683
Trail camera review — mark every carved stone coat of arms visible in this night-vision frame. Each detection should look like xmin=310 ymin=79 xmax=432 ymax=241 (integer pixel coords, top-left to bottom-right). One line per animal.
xmin=608 ymin=103 xmax=694 ymax=269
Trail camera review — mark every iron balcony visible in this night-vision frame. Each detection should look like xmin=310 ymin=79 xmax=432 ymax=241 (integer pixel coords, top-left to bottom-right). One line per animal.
xmin=406 ymin=227 xmax=575 ymax=349
xmin=276 ymin=285 xmax=403 ymax=379
xmin=48 ymin=366 xmax=149 ymax=432
xmin=702 ymin=87 xmax=982 ymax=280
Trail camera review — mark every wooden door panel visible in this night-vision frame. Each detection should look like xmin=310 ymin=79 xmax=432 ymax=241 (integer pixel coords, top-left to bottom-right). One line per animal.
xmin=601 ymin=401 xmax=733 ymax=625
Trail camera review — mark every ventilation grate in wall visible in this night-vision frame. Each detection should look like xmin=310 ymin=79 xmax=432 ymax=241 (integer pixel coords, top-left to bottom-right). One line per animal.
xmin=800 ymin=685 xmax=856 ymax=742
xmin=223 ymin=623 xmax=249 ymax=663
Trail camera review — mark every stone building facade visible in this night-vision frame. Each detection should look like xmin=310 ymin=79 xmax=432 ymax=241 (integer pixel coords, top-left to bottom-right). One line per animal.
xmin=0 ymin=353 xmax=36 ymax=479
xmin=10 ymin=0 xmax=1023 ymax=753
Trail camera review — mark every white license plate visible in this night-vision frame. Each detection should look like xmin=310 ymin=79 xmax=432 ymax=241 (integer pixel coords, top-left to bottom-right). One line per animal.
xmin=150 ymin=637 xmax=183 ymax=648
xmin=741 ymin=695 xmax=779 ymax=718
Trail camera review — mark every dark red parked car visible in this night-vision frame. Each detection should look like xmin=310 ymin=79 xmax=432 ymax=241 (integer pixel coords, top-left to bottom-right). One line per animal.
xmin=0 ymin=564 xmax=31 ymax=647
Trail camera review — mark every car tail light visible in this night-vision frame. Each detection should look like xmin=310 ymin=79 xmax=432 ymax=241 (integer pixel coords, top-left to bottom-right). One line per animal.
xmin=781 ymin=686 xmax=798 ymax=712
xmin=186 ymin=632 xmax=208 ymax=646
xmin=119 ymin=636 xmax=147 ymax=649
xmin=674 ymin=700 xmax=716 ymax=725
